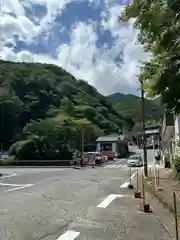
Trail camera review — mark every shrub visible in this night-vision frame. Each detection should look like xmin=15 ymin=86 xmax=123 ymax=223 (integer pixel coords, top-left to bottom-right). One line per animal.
xmin=3 ymin=156 xmax=18 ymax=166
xmin=174 ymin=156 xmax=180 ymax=180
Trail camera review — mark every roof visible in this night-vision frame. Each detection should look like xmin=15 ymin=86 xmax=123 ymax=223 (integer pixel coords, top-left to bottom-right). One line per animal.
xmin=96 ymin=135 xmax=125 ymax=142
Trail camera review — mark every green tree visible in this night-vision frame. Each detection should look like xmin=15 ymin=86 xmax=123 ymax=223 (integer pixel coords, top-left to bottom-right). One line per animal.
xmin=62 ymin=97 xmax=74 ymax=115
xmin=121 ymin=1 xmax=180 ymax=112
xmin=0 ymin=88 xmax=23 ymax=147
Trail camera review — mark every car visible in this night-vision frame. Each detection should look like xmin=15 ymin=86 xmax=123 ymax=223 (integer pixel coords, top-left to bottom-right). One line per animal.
xmin=127 ymin=154 xmax=143 ymax=167
xmin=84 ymin=152 xmax=104 ymax=165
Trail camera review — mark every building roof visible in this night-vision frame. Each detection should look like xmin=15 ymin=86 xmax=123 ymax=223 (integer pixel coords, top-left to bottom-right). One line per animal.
xmin=96 ymin=135 xmax=125 ymax=142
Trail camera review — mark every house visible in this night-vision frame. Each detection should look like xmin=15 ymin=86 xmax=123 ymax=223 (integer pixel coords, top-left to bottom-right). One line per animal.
xmin=96 ymin=135 xmax=129 ymax=159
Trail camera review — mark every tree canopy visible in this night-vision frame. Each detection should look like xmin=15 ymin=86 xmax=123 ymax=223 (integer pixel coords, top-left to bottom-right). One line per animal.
xmin=121 ymin=0 xmax=180 ymax=112
xmin=107 ymin=92 xmax=163 ymax=130
xmin=0 ymin=60 xmax=129 ymax=160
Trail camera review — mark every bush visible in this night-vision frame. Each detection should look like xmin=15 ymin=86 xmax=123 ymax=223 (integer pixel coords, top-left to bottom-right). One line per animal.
xmin=3 ymin=156 xmax=18 ymax=166
xmin=174 ymin=156 xmax=180 ymax=180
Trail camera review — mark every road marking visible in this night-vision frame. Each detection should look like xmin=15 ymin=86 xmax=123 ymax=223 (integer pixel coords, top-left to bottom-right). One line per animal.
xmin=122 ymin=164 xmax=127 ymax=168
xmin=104 ymin=164 xmax=127 ymax=169
xmin=0 ymin=173 xmax=16 ymax=179
xmin=104 ymin=160 xmax=123 ymax=168
xmin=7 ymin=184 xmax=34 ymax=192
xmin=0 ymin=183 xmax=21 ymax=187
xmin=57 ymin=230 xmax=80 ymax=240
xmin=120 ymin=172 xmax=137 ymax=188
xmin=97 ymin=194 xmax=126 ymax=208
xmin=109 ymin=164 xmax=117 ymax=168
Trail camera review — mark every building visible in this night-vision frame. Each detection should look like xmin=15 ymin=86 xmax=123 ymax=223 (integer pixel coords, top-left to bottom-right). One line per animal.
xmin=145 ymin=124 xmax=161 ymax=148
xmin=96 ymin=135 xmax=129 ymax=159
xmin=137 ymin=124 xmax=161 ymax=148
xmin=174 ymin=114 xmax=180 ymax=157
xmin=161 ymin=110 xmax=174 ymax=154
xmin=161 ymin=110 xmax=175 ymax=166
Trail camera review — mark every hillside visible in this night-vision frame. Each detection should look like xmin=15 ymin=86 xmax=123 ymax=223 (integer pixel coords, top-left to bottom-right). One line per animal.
xmin=0 ymin=61 xmax=127 ymax=154
xmin=107 ymin=93 xmax=164 ymax=125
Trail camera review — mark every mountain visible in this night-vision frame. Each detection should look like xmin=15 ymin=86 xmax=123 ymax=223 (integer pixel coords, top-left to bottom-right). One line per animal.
xmin=107 ymin=93 xmax=164 ymax=125
xmin=0 ymin=60 xmax=127 ymax=149
xmin=0 ymin=0 xmax=146 ymax=96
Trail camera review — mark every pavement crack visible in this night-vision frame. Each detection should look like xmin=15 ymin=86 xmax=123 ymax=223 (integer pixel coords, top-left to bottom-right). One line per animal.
xmin=37 ymin=221 xmax=72 ymax=240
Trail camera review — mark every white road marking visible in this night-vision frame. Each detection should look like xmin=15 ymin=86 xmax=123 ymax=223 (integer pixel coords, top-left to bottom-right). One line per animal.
xmin=0 ymin=183 xmax=21 ymax=187
xmin=57 ymin=230 xmax=80 ymax=240
xmin=122 ymin=164 xmax=127 ymax=168
xmin=120 ymin=172 xmax=137 ymax=188
xmin=104 ymin=164 xmax=127 ymax=169
xmin=104 ymin=160 xmax=123 ymax=168
xmin=109 ymin=164 xmax=117 ymax=168
xmin=0 ymin=173 xmax=16 ymax=179
xmin=7 ymin=184 xmax=34 ymax=192
xmin=97 ymin=194 xmax=128 ymax=208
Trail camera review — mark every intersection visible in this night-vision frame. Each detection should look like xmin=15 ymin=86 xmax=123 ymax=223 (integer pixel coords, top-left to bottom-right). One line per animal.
xmin=0 ymin=153 xmax=172 ymax=240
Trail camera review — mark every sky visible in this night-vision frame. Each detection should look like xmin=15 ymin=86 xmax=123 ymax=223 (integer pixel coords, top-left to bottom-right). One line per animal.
xmin=0 ymin=0 xmax=147 ymax=95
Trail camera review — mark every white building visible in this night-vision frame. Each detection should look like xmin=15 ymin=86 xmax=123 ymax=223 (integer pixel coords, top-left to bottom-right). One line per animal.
xmin=96 ymin=135 xmax=129 ymax=158
xmin=174 ymin=114 xmax=180 ymax=157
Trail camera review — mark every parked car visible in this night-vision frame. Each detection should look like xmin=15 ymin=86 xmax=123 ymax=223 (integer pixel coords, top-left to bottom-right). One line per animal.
xmin=127 ymin=154 xmax=143 ymax=167
xmin=101 ymin=152 xmax=115 ymax=160
xmin=84 ymin=152 xmax=104 ymax=165
xmin=0 ymin=151 xmax=9 ymax=161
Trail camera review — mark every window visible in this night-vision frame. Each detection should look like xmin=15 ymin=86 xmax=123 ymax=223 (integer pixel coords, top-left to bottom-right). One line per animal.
xmin=100 ymin=143 xmax=112 ymax=152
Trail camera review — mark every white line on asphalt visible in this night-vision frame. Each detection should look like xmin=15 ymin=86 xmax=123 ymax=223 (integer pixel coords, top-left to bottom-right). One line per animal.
xmin=109 ymin=164 xmax=117 ymax=168
xmin=104 ymin=160 xmax=124 ymax=168
xmin=122 ymin=164 xmax=127 ymax=168
xmin=97 ymin=194 xmax=126 ymax=208
xmin=0 ymin=183 xmax=21 ymax=187
xmin=0 ymin=173 xmax=16 ymax=179
xmin=57 ymin=230 xmax=80 ymax=240
xmin=120 ymin=172 xmax=137 ymax=188
xmin=105 ymin=164 xmax=127 ymax=169
xmin=7 ymin=184 xmax=34 ymax=192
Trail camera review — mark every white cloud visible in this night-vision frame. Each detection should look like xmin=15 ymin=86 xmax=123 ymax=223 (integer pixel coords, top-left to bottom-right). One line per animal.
xmin=0 ymin=0 xmax=148 ymax=95
xmin=4 ymin=0 xmax=25 ymax=15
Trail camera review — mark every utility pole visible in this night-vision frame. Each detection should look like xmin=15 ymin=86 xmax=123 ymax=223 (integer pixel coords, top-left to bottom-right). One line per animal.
xmin=152 ymin=135 xmax=156 ymax=187
xmin=81 ymin=127 xmax=84 ymax=163
xmin=141 ymin=81 xmax=148 ymax=177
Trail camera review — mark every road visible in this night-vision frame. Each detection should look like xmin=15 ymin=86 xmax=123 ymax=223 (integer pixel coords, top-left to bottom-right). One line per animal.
xmin=0 ymin=149 xmax=171 ymax=240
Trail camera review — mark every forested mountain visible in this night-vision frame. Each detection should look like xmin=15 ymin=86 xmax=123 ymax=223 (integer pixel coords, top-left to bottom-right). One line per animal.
xmin=107 ymin=93 xmax=164 ymax=127
xmin=0 ymin=61 xmax=128 ymax=159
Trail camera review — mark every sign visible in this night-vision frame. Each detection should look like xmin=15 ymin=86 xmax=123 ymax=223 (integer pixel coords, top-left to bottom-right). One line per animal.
xmin=145 ymin=129 xmax=159 ymax=134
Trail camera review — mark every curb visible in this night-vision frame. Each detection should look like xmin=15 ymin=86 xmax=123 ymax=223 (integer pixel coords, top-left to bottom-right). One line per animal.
xmin=146 ymin=192 xmax=175 ymax=240
xmin=0 ymin=164 xmax=104 ymax=169
xmin=135 ymin=174 xmax=177 ymax=240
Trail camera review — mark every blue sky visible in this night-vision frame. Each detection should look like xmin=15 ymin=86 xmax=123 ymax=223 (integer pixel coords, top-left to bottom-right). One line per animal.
xmin=0 ymin=0 xmax=147 ymax=95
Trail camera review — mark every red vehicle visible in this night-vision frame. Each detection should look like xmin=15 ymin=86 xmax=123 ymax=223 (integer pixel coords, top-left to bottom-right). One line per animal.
xmin=101 ymin=152 xmax=115 ymax=160
xmin=83 ymin=152 xmax=104 ymax=165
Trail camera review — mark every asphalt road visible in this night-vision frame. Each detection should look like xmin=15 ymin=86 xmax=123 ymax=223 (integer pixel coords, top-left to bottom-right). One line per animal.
xmin=0 ymin=149 xmax=171 ymax=240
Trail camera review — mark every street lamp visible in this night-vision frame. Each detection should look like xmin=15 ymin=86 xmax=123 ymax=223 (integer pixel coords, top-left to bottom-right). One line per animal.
xmin=140 ymin=81 xmax=148 ymax=177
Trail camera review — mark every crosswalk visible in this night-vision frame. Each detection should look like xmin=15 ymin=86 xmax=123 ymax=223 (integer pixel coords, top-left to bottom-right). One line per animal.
xmin=104 ymin=164 xmax=127 ymax=169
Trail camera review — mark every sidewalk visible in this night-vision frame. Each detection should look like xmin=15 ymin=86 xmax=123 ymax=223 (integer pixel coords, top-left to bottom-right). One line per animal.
xmin=142 ymin=166 xmax=180 ymax=239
